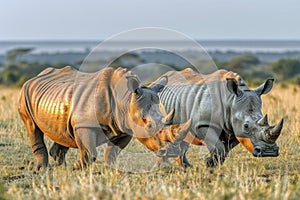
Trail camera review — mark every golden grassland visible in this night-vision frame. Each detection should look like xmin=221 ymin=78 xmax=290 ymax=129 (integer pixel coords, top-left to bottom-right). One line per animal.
xmin=0 ymin=84 xmax=299 ymax=200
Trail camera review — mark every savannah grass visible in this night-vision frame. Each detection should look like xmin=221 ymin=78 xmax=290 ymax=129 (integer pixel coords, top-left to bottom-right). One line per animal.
xmin=0 ymin=85 xmax=299 ymax=200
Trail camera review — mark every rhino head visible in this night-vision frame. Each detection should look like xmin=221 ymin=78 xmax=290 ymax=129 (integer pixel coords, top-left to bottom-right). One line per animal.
xmin=156 ymin=119 xmax=192 ymax=158
xmin=226 ymin=78 xmax=284 ymax=157
xmin=136 ymin=119 xmax=191 ymax=152
xmin=126 ymin=75 xmax=174 ymax=137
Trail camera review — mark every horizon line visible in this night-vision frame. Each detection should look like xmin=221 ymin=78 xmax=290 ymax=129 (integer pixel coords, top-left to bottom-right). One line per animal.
xmin=2 ymin=38 xmax=300 ymax=42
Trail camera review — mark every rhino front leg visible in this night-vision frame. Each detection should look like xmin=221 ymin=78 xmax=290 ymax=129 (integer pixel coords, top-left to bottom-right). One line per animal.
xmin=73 ymin=128 xmax=98 ymax=169
xmin=104 ymin=144 xmax=121 ymax=165
xmin=199 ymin=127 xmax=226 ymax=167
xmin=224 ymin=137 xmax=240 ymax=155
xmin=104 ymin=134 xmax=132 ymax=165
xmin=49 ymin=142 xmax=69 ymax=166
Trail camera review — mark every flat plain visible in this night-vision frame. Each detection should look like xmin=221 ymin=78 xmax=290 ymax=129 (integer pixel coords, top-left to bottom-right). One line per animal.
xmin=0 ymin=84 xmax=299 ymax=200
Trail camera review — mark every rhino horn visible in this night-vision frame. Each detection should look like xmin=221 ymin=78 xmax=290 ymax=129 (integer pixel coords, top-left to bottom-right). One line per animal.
xmin=266 ymin=118 xmax=284 ymax=143
xmin=173 ymin=119 xmax=192 ymax=145
xmin=162 ymin=109 xmax=175 ymax=125
xmin=257 ymin=114 xmax=269 ymax=126
xmin=271 ymin=118 xmax=284 ymax=140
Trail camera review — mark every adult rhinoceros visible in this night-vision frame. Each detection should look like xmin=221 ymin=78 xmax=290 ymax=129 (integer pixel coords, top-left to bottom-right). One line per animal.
xmin=153 ymin=68 xmax=284 ymax=167
xmin=18 ymin=66 xmax=173 ymax=170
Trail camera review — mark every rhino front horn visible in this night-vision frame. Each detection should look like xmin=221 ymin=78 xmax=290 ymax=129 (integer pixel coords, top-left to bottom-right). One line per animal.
xmin=267 ymin=118 xmax=284 ymax=142
xmin=271 ymin=118 xmax=284 ymax=137
xmin=162 ymin=109 xmax=174 ymax=125
xmin=257 ymin=114 xmax=269 ymax=126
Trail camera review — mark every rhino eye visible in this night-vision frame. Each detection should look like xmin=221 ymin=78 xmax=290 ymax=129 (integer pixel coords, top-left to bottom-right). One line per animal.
xmin=243 ymin=123 xmax=250 ymax=132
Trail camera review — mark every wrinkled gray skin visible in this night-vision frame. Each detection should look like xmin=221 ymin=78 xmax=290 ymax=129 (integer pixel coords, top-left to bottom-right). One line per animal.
xmin=18 ymin=66 xmax=171 ymax=170
xmin=155 ymin=69 xmax=284 ymax=167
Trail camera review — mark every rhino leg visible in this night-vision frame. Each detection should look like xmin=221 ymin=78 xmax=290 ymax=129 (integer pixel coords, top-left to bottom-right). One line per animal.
xmin=180 ymin=141 xmax=192 ymax=168
xmin=104 ymin=134 xmax=132 ymax=165
xmin=49 ymin=142 xmax=69 ymax=166
xmin=171 ymin=141 xmax=192 ymax=172
xmin=24 ymin=120 xmax=48 ymax=170
xmin=155 ymin=157 xmax=164 ymax=168
xmin=104 ymin=145 xmax=118 ymax=165
xmin=199 ymin=127 xmax=226 ymax=167
xmin=224 ymin=137 xmax=240 ymax=154
xmin=73 ymin=128 xmax=98 ymax=169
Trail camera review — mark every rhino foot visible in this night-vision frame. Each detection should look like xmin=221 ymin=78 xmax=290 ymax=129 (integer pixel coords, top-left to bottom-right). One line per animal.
xmin=72 ymin=156 xmax=96 ymax=170
xmin=49 ymin=143 xmax=69 ymax=166
xmin=182 ymin=156 xmax=193 ymax=168
xmin=73 ymin=160 xmax=85 ymax=170
xmin=205 ymin=156 xmax=220 ymax=168
xmin=35 ymin=163 xmax=48 ymax=171
xmin=205 ymin=154 xmax=225 ymax=167
xmin=32 ymin=147 xmax=49 ymax=171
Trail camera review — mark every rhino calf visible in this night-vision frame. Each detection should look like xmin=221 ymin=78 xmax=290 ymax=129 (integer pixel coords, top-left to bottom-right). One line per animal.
xmin=136 ymin=119 xmax=192 ymax=170
xmin=18 ymin=66 xmax=173 ymax=170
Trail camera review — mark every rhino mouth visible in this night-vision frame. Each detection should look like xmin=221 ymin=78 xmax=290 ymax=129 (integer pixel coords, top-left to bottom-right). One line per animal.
xmin=252 ymin=145 xmax=280 ymax=157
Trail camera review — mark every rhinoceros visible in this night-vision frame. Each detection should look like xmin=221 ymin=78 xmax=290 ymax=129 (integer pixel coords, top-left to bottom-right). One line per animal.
xmin=18 ymin=66 xmax=174 ymax=170
xmin=136 ymin=118 xmax=192 ymax=170
xmin=152 ymin=68 xmax=284 ymax=167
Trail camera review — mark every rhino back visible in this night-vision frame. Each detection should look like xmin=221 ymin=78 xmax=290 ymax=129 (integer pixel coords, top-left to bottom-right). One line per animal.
xmin=159 ymin=70 xmax=236 ymax=137
xmin=159 ymin=84 xmax=213 ymax=131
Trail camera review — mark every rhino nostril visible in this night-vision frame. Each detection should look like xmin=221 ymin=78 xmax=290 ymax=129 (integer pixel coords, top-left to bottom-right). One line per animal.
xmin=253 ymin=146 xmax=262 ymax=157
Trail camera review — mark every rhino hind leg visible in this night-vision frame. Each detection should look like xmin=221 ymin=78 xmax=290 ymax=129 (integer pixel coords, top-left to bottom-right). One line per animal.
xmin=198 ymin=127 xmax=227 ymax=167
xmin=49 ymin=142 xmax=69 ymax=166
xmin=23 ymin=120 xmax=48 ymax=170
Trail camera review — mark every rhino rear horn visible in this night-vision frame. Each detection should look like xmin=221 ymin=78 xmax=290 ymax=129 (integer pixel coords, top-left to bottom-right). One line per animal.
xmin=257 ymin=114 xmax=269 ymax=126
xmin=173 ymin=119 xmax=192 ymax=145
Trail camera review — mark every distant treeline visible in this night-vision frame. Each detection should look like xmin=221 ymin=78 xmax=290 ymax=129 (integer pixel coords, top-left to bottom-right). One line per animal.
xmin=1 ymin=48 xmax=300 ymax=87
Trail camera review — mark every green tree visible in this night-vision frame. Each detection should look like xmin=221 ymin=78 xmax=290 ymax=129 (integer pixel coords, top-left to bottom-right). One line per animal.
xmin=6 ymin=48 xmax=33 ymax=64
xmin=272 ymin=59 xmax=300 ymax=80
xmin=227 ymin=55 xmax=260 ymax=71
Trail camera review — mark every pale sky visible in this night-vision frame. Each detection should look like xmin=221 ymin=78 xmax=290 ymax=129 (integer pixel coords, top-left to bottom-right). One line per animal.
xmin=1 ymin=0 xmax=300 ymax=40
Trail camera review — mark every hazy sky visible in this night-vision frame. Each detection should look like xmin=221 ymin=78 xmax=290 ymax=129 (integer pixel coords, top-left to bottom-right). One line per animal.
xmin=1 ymin=0 xmax=300 ymax=40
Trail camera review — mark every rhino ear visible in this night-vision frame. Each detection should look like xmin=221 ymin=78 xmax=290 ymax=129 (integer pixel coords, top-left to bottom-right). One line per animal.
xmin=151 ymin=76 xmax=168 ymax=93
xmin=254 ymin=78 xmax=274 ymax=96
xmin=126 ymin=75 xmax=141 ymax=93
xmin=226 ymin=78 xmax=242 ymax=96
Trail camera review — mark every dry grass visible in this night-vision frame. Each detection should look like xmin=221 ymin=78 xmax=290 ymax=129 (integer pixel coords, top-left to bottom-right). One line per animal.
xmin=0 ymin=85 xmax=300 ymax=200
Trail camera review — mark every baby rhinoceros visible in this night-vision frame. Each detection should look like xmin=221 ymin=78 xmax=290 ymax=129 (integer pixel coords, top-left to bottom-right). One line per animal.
xmin=136 ymin=119 xmax=192 ymax=171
